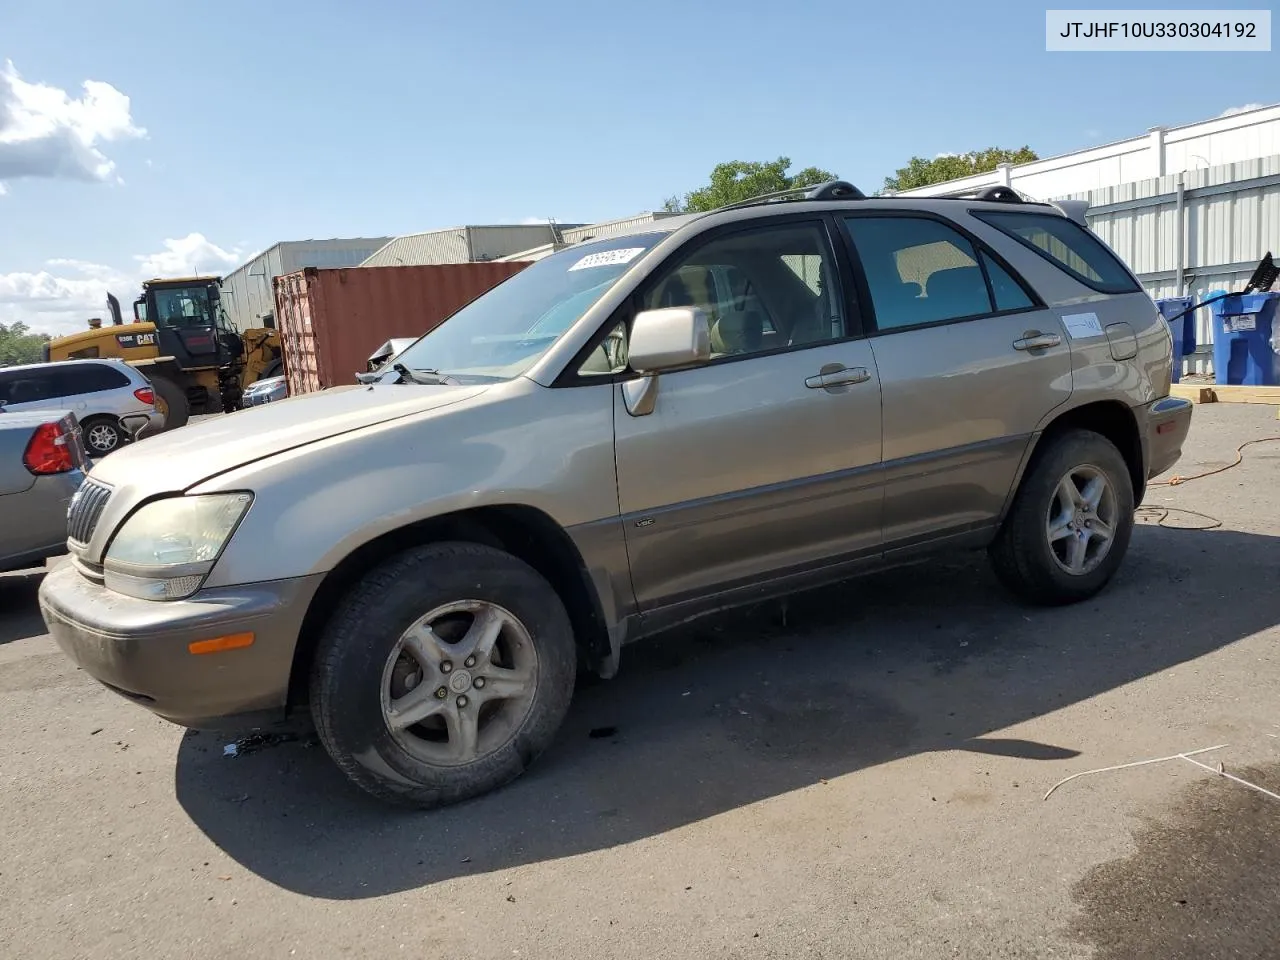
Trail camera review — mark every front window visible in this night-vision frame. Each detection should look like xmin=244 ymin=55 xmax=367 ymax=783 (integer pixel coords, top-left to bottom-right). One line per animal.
xmin=386 ymin=233 xmax=666 ymax=382
xmin=149 ymin=286 xmax=216 ymax=329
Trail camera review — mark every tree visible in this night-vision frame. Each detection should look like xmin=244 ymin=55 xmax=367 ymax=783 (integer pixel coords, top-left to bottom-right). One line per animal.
xmin=665 ymin=157 xmax=838 ymax=213
xmin=882 ymin=146 xmax=1039 ymax=193
xmin=0 ymin=321 xmax=52 ymax=367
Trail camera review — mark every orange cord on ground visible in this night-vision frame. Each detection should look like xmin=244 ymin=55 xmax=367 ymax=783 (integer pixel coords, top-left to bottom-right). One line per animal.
xmin=1150 ymin=435 xmax=1280 ymax=487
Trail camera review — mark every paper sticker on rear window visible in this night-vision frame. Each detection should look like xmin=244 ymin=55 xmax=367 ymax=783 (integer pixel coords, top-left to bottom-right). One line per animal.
xmin=568 ymin=248 xmax=645 ymax=271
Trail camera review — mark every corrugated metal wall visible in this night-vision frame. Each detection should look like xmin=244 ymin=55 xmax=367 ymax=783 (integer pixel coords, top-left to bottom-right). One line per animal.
xmin=491 ymin=213 xmax=683 ymax=263
xmin=360 ymin=225 xmax=582 ymax=267
xmin=561 ymin=212 xmax=678 ymax=243
xmin=221 ymin=245 xmax=286 ymax=335
xmin=273 ymin=262 xmax=529 ymax=395
xmin=360 ymin=230 xmax=470 ymax=267
xmin=220 ymin=238 xmax=390 ymax=332
xmin=1072 ymin=154 xmax=1280 ymax=375
xmin=900 ymin=103 xmax=1280 ymax=201
xmin=468 ymin=225 xmax=577 ymax=261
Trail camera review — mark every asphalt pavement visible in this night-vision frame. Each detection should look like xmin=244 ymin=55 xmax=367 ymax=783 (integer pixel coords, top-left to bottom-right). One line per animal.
xmin=2 ymin=404 xmax=1279 ymax=959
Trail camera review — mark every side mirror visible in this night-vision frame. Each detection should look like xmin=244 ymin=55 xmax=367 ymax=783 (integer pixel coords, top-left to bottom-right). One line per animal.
xmin=620 ymin=307 xmax=711 ymax=417
xmin=627 ymin=307 xmax=711 ymax=373
xmin=207 ymin=284 xmax=221 ymax=303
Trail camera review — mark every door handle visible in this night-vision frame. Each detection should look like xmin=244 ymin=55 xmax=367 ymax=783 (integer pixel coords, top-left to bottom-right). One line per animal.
xmin=1013 ymin=332 xmax=1062 ymax=351
xmin=805 ymin=366 xmax=871 ymax=389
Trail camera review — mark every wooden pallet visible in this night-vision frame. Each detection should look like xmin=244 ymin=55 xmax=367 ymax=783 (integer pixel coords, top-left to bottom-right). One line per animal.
xmin=1169 ymin=383 xmax=1217 ymax=403
xmin=1168 ymin=383 xmax=1280 ymax=405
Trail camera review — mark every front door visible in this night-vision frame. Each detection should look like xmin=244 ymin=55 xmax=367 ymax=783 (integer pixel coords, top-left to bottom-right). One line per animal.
xmin=612 ymin=218 xmax=884 ymax=613
xmin=839 ymin=213 xmax=1073 ymax=549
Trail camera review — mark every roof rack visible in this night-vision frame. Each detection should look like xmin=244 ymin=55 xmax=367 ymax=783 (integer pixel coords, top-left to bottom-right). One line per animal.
xmin=718 ymin=179 xmax=868 ymax=212
xmin=901 ymin=185 xmax=1037 ymax=204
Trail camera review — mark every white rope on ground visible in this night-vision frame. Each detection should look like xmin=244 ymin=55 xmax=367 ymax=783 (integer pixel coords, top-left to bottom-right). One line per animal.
xmin=1042 ymin=744 xmax=1229 ymax=801
xmin=1179 ymin=755 xmax=1280 ymax=803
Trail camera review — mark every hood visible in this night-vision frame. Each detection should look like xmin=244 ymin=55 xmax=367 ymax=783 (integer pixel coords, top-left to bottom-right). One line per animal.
xmin=90 ymin=383 xmax=484 ymax=492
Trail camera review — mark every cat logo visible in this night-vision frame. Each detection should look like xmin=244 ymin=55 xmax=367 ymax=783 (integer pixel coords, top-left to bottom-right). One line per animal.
xmin=115 ymin=331 xmax=157 ymax=349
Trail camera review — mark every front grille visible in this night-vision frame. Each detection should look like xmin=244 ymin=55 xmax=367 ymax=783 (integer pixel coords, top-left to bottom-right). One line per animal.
xmin=67 ymin=478 xmax=113 ymax=544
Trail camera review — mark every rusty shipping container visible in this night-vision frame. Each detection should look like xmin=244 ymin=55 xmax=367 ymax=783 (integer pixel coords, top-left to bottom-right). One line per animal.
xmin=272 ymin=261 xmax=529 ymax=395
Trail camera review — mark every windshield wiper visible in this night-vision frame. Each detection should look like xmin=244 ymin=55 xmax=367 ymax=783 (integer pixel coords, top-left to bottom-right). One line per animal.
xmin=393 ymin=363 xmax=459 ymax=385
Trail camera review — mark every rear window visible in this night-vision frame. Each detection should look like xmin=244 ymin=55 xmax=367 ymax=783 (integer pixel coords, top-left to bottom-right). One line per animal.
xmin=973 ymin=211 xmax=1140 ymax=295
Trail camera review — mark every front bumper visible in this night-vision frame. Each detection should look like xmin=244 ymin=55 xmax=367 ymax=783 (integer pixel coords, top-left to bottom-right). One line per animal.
xmin=1141 ymin=395 xmax=1194 ymax=481
xmin=39 ymin=562 xmax=323 ymax=730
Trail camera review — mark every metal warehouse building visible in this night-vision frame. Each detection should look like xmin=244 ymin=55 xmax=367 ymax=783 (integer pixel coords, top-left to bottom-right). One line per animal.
xmin=901 ymin=103 xmax=1280 ymax=375
xmin=494 ymin=213 xmax=682 ymax=262
xmin=360 ymin=224 xmax=586 ymax=267
xmin=220 ymin=237 xmax=390 ymax=331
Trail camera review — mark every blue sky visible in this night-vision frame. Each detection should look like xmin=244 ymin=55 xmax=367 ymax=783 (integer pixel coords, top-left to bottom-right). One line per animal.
xmin=1 ymin=0 xmax=1274 ymax=334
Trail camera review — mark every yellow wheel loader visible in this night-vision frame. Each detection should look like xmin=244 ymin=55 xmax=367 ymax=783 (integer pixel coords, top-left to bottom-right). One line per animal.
xmin=45 ymin=276 xmax=282 ymax=429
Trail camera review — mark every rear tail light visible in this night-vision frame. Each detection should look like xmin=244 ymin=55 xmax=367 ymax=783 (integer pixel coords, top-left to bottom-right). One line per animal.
xmin=134 ymin=386 xmax=155 ymax=405
xmin=24 ymin=420 xmax=78 ymax=475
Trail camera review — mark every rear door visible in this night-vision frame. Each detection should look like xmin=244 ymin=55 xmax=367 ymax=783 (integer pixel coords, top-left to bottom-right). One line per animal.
xmin=839 ymin=213 xmax=1072 ymax=552
xmin=608 ymin=217 xmax=884 ymax=614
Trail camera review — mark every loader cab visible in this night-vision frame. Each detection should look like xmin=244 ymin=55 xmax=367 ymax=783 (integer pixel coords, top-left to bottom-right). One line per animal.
xmin=128 ymin=278 xmax=234 ymax=370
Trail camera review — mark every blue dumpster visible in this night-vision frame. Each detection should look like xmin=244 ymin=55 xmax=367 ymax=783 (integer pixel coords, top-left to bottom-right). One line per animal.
xmin=1154 ymin=296 xmax=1196 ymax=383
xmin=1210 ymin=291 xmax=1280 ymax=386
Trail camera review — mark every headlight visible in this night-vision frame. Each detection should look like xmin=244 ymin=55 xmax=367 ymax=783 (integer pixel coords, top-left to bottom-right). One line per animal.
xmin=104 ymin=493 xmax=253 ymax=600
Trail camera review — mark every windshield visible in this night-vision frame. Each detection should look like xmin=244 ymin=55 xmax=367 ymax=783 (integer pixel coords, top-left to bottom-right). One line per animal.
xmin=150 ymin=286 xmax=215 ymax=329
xmin=386 ymin=232 xmax=666 ymax=382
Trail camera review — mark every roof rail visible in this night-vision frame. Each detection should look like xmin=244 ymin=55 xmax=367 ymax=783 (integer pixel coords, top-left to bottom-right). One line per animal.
xmin=888 ymin=185 xmax=1047 ymax=206
xmin=717 ymin=179 xmax=867 ymax=212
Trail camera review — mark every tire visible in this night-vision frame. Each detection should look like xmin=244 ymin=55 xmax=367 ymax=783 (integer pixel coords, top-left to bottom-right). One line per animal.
xmin=80 ymin=416 xmax=124 ymax=456
xmin=149 ymin=375 xmax=189 ymax=430
xmin=259 ymin=359 xmax=283 ymax=380
xmin=989 ymin=429 xmax=1135 ymax=606
xmin=309 ymin=542 xmax=577 ymax=808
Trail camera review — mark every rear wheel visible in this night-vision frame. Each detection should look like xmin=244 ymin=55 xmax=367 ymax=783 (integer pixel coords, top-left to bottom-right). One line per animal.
xmin=80 ymin=416 xmax=124 ymax=456
xmin=149 ymin=375 xmax=189 ymax=430
xmin=309 ymin=542 xmax=577 ymax=808
xmin=989 ymin=429 xmax=1134 ymax=605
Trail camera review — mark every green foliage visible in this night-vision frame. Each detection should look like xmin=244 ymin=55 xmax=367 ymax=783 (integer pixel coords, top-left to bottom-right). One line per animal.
xmin=882 ymin=146 xmax=1039 ymax=193
xmin=667 ymin=157 xmax=838 ymax=213
xmin=0 ymin=321 xmax=51 ymax=367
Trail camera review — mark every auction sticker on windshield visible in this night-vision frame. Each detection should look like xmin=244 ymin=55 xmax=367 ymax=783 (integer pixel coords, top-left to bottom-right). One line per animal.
xmin=569 ymin=248 xmax=646 ymax=271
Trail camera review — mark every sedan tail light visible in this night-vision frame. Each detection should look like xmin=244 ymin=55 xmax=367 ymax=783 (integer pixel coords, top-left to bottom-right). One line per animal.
xmin=24 ymin=418 xmax=79 ymax=475
xmin=134 ymin=386 xmax=155 ymax=405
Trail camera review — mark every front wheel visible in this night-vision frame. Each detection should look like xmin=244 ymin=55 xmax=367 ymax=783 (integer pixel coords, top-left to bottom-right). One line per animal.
xmin=989 ymin=429 xmax=1135 ymax=606
xmin=309 ymin=542 xmax=577 ymax=808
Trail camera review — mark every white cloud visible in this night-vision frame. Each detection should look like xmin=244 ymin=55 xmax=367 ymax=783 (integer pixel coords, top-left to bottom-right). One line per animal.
xmin=1 ymin=234 xmax=243 ymax=336
xmin=134 ymin=233 xmax=240 ymax=278
xmin=0 ymin=261 xmax=131 ymax=336
xmin=0 ymin=60 xmax=145 ymax=192
xmin=1219 ymin=103 xmax=1264 ymax=117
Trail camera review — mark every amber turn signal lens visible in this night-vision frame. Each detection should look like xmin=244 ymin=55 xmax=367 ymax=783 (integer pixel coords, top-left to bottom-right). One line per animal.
xmin=188 ymin=633 xmax=255 ymax=655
